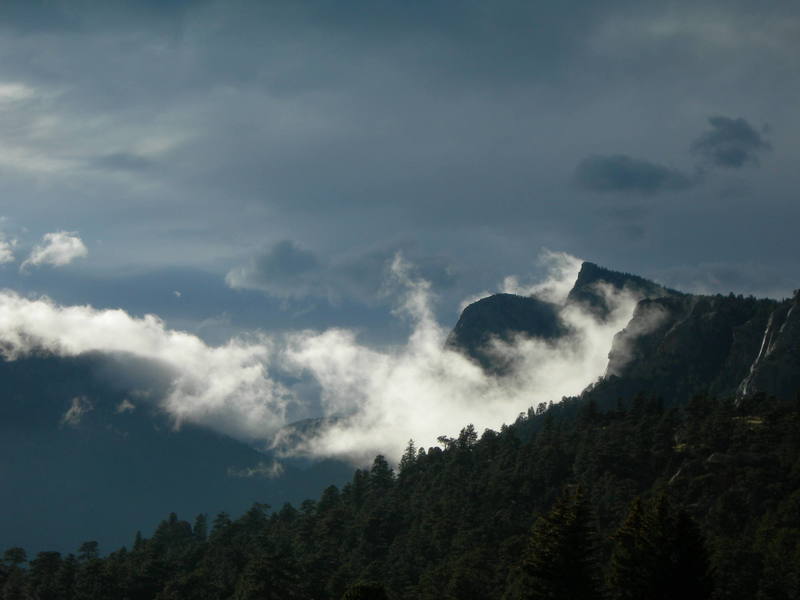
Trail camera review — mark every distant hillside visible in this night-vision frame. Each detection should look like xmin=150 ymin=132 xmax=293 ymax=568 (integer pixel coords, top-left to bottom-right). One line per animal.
xmin=0 ymin=354 xmax=352 ymax=554
xmin=4 ymin=388 xmax=797 ymax=599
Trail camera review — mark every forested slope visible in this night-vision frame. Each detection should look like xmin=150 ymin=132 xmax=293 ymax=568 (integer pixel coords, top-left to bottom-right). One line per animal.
xmin=3 ymin=390 xmax=799 ymax=599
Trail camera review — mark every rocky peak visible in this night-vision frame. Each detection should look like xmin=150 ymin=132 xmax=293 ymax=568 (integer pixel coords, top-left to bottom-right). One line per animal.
xmin=566 ymin=261 xmax=679 ymax=320
xmin=446 ymin=293 xmax=566 ymax=372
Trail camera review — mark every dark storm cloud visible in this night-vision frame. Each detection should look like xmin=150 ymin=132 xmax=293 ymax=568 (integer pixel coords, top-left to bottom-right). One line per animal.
xmin=0 ymin=0 xmax=799 ymax=314
xmin=575 ymin=155 xmax=696 ymax=195
xmin=226 ymin=240 xmax=455 ymax=303
xmin=691 ymin=116 xmax=770 ymax=168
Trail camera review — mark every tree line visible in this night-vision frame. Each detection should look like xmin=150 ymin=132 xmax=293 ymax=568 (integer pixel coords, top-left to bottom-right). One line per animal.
xmin=2 ymin=390 xmax=799 ymax=599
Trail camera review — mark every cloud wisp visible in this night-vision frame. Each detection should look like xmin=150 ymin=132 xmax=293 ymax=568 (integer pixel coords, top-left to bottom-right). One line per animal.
xmin=575 ymin=154 xmax=696 ymax=195
xmin=0 ymin=251 xmax=640 ymax=465
xmin=501 ymin=250 xmax=583 ymax=304
xmin=691 ymin=116 xmax=770 ymax=169
xmin=0 ymin=234 xmax=15 ymax=264
xmin=21 ymin=231 xmax=88 ymax=270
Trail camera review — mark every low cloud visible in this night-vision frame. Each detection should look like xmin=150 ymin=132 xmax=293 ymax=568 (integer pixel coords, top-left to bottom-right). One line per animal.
xmin=691 ymin=116 xmax=770 ymax=168
xmin=278 ymin=255 xmax=638 ymax=463
xmin=21 ymin=231 xmax=88 ymax=270
xmin=575 ymin=154 xmax=696 ymax=195
xmin=501 ymin=250 xmax=583 ymax=304
xmin=0 ymin=291 xmax=291 ymax=440
xmin=0 ymin=251 xmax=643 ymax=465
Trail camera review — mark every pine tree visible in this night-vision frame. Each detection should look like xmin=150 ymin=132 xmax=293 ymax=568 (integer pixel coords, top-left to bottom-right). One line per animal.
xmin=26 ymin=551 xmax=63 ymax=600
xmin=607 ymin=495 xmax=713 ymax=600
xmin=606 ymin=498 xmax=652 ymax=599
xmin=518 ymin=485 xmax=603 ymax=600
xmin=193 ymin=513 xmax=208 ymax=542
xmin=340 ymin=581 xmax=389 ymax=600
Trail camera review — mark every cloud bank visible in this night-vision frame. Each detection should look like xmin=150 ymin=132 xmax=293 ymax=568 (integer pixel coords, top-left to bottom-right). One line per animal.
xmin=0 ymin=251 xmax=640 ymax=464
xmin=0 ymin=290 xmax=290 ymax=439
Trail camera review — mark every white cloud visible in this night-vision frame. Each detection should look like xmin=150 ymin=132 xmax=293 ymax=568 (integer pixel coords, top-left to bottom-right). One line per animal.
xmin=227 ymin=460 xmax=285 ymax=479
xmin=21 ymin=231 xmax=88 ymax=270
xmin=61 ymin=396 xmax=93 ymax=427
xmin=0 ymin=236 xmax=15 ymax=264
xmin=0 ymin=251 xmax=643 ymax=466
xmin=116 ymin=399 xmax=136 ymax=414
xmin=0 ymin=291 xmax=291 ymax=440
xmin=0 ymin=82 xmax=35 ymax=104
xmin=501 ymin=249 xmax=583 ymax=303
xmin=279 ymin=254 xmax=638 ymax=464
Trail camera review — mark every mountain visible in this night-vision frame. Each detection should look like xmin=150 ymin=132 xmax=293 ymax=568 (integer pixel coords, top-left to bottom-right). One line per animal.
xmin=448 ymin=261 xmax=681 ymax=369
xmin=451 ymin=261 xmax=798 ymax=407
xmin=737 ymin=290 xmax=800 ymax=399
xmin=2 ymin=261 xmax=799 ymax=598
xmin=565 ymin=261 xmax=681 ymax=319
xmin=446 ymin=294 xmax=565 ymax=372
xmin=0 ymin=354 xmax=352 ymax=554
xmin=4 ymin=368 xmax=797 ymax=599
xmin=588 ymin=289 xmax=799 ymax=408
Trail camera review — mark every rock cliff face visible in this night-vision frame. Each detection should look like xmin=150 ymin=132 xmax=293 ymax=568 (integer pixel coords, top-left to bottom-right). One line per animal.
xmin=597 ymin=293 xmax=780 ymax=404
xmin=448 ymin=261 xmax=680 ymax=371
xmin=446 ymin=294 xmax=565 ymax=371
xmin=736 ymin=290 xmax=800 ymax=400
xmin=566 ymin=261 xmax=680 ymax=319
xmin=450 ymin=262 xmax=799 ymax=404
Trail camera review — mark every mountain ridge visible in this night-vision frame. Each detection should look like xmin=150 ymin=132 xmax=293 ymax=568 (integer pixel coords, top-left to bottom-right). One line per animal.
xmin=449 ymin=261 xmax=798 ymax=406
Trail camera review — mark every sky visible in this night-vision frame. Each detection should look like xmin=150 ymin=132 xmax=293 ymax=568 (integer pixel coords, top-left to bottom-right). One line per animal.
xmin=1 ymin=0 xmax=799 ymax=460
